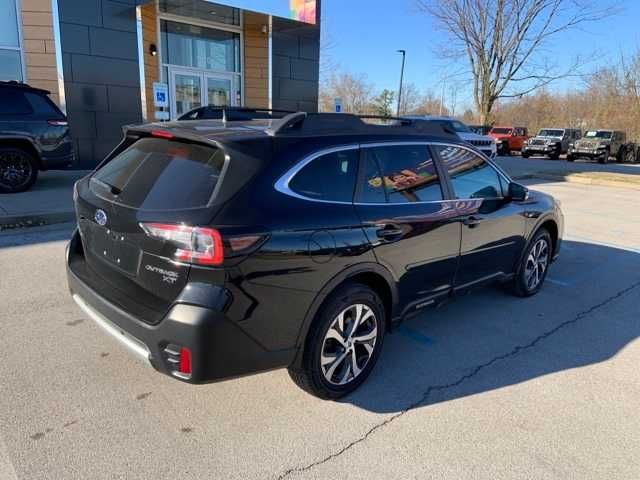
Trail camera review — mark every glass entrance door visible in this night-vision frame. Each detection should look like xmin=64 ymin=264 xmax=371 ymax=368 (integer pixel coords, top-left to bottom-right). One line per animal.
xmin=206 ymin=76 xmax=233 ymax=107
xmin=170 ymin=68 xmax=237 ymax=119
xmin=172 ymin=72 xmax=202 ymax=118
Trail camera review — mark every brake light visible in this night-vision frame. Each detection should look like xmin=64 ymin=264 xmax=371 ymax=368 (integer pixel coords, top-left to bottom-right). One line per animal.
xmin=140 ymin=223 xmax=223 ymax=266
xmin=150 ymin=130 xmax=173 ymax=139
xmin=48 ymin=119 xmax=68 ymax=126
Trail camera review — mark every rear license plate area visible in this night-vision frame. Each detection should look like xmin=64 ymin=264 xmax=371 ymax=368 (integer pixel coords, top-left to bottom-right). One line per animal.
xmin=81 ymin=221 xmax=140 ymax=275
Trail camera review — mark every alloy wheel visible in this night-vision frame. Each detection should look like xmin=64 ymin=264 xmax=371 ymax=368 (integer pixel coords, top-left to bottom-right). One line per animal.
xmin=0 ymin=151 xmax=32 ymax=189
xmin=524 ymin=238 xmax=549 ymax=291
xmin=320 ymin=304 xmax=378 ymax=386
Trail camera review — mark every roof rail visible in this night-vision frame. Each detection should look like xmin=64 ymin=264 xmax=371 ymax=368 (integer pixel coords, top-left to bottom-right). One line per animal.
xmin=266 ymin=112 xmax=458 ymax=138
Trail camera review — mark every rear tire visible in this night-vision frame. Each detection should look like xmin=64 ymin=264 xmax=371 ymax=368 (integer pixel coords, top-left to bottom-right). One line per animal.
xmin=288 ymin=282 xmax=386 ymax=399
xmin=510 ymin=229 xmax=552 ymax=298
xmin=0 ymin=147 xmax=38 ymax=193
xmin=521 ymin=152 xmax=530 ymax=159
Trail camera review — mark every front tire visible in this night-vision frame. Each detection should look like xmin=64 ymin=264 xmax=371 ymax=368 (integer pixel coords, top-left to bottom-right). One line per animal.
xmin=511 ymin=229 xmax=552 ymax=297
xmin=598 ymin=148 xmax=610 ymax=164
xmin=0 ymin=147 xmax=39 ymax=193
xmin=288 ymin=283 xmax=386 ymax=399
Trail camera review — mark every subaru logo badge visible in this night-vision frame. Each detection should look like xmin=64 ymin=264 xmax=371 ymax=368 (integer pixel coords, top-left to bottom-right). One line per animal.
xmin=94 ymin=209 xmax=107 ymax=226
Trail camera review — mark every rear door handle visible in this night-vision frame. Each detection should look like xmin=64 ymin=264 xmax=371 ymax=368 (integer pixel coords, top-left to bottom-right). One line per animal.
xmin=463 ymin=216 xmax=484 ymax=228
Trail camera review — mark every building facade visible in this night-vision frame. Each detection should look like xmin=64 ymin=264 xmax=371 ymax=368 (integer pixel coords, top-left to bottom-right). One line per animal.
xmin=2 ymin=0 xmax=320 ymax=168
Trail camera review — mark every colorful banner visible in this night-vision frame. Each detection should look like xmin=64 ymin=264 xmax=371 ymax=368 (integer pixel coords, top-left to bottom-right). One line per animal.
xmin=290 ymin=0 xmax=316 ymax=24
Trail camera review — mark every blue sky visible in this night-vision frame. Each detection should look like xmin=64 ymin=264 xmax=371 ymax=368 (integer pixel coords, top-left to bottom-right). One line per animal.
xmin=319 ymin=0 xmax=640 ymax=110
xmin=220 ymin=1 xmax=640 ymax=110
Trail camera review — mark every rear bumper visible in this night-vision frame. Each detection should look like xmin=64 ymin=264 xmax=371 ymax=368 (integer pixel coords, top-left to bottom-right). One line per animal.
xmin=41 ymin=151 xmax=76 ymax=170
xmin=66 ymin=233 xmax=295 ymax=384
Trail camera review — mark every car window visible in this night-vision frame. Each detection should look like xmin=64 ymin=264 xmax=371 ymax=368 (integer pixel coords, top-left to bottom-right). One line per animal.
xmin=436 ymin=146 xmax=505 ymax=199
xmin=0 ymin=90 xmax=33 ymax=115
xmin=289 ymin=149 xmax=359 ymax=203
xmin=91 ymin=138 xmax=226 ymax=210
xmin=24 ymin=92 xmax=63 ymax=118
xmin=358 ymin=145 xmax=443 ymax=204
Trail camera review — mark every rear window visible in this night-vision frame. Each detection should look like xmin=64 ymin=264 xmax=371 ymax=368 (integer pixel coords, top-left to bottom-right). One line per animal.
xmin=91 ymin=138 xmax=226 ymax=210
xmin=24 ymin=92 xmax=63 ymax=117
xmin=0 ymin=90 xmax=33 ymax=115
xmin=289 ymin=149 xmax=358 ymax=202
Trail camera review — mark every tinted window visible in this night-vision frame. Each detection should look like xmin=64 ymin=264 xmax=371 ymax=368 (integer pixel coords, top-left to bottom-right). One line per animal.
xmin=436 ymin=146 xmax=504 ymax=199
xmin=289 ymin=149 xmax=358 ymax=202
xmin=24 ymin=92 xmax=63 ymax=117
xmin=91 ymin=138 xmax=226 ymax=210
xmin=358 ymin=145 xmax=443 ymax=203
xmin=0 ymin=90 xmax=33 ymax=115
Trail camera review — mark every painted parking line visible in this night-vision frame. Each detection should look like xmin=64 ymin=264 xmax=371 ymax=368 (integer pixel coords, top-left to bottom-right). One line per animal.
xmin=397 ymin=325 xmax=434 ymax=346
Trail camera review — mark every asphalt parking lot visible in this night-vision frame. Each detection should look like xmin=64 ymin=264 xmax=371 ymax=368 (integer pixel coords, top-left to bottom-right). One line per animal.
xmin=1 ymin=170 xmax=639 ymax=479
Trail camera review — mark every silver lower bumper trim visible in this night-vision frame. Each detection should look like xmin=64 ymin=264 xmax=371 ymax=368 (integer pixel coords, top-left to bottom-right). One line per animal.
xmin=72 ymin=294 xmax=151 ymax=366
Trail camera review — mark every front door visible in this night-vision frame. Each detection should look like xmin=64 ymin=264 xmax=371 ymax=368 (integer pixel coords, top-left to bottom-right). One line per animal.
xmin=169 ymin=68 xmax=236 ymax=119
xmin=354 ymin=143 xmax=461 ymax=311
xmin=433 ymin=145 xmax=526 ymax=289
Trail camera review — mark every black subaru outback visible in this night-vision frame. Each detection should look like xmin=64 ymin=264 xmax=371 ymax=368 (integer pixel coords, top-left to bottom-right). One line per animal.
xmin=0 ymin=81 xmax=75 ymax=193
xmin=66 ymin=113 xmax=563 ymax=399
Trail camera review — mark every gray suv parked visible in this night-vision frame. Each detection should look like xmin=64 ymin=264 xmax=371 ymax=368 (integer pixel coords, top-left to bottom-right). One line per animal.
xmin=0 ymin=81 xmax=75 ymax=193
xmin=568 ymin=130 xmax=626 ymax=163
xmin=522 ymin=128 xmax=581 ymax=160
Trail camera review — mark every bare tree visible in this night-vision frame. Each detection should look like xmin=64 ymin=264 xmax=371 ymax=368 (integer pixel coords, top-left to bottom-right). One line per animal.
xmin=418 ymin=0 xmax=616 ymax=124
xmin=398 ymin=83 xmax=422 ymax=114
xmin=413 ymin=90 xmax=451 ymax=116
xmin=319 ymin=71 xmax=374 ymax=113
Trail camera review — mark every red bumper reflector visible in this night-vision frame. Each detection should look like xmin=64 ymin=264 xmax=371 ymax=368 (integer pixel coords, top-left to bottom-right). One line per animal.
xmin=179 ymin=347 xmax=192 ymax=375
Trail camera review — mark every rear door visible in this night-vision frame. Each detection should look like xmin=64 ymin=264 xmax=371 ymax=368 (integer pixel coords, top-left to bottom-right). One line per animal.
xmin=75 ymin=136 xmax=227 ymax=323
xmin=354 ymin=142 xmax=461 ymax=310
xmin=433 ymin=144 xmax=526 ymax=290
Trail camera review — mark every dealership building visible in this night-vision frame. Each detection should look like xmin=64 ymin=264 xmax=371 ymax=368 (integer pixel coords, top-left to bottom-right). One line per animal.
xmin=2 ymin=0 xmax=321 ymax=168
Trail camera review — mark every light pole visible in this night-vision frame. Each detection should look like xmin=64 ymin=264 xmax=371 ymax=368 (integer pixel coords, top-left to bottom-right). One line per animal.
xmin=396 ymin=49 xmax=406 ymax=117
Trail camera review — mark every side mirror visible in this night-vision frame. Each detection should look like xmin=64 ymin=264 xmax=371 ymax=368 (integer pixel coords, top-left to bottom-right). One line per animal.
xmin=508 ymin=182 xmax=529 ymax=201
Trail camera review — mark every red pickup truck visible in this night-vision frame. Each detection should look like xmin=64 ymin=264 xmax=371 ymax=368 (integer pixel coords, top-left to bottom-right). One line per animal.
xmin=489 ymin=126 xmax=529 ymax=156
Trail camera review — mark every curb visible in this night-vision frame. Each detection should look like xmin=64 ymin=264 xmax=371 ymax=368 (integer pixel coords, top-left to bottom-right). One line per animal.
xmin=514 ymin=173 xmax=640 ymax=191
xmin=0 ymin=211 xmax=75 ymax=231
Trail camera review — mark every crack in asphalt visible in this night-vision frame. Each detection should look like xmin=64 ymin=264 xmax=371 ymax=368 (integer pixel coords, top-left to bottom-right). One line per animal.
xmin=276 ymin=280 xmax=640 ymax=480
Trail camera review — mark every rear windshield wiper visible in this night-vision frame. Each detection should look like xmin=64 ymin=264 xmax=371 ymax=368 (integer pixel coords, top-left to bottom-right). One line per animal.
xmin=90 ymin=177 xmax=122 ymax=196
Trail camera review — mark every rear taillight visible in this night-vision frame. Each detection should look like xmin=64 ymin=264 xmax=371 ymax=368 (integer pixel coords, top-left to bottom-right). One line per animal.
xmin=48 ymin=119 xmax=68 ymax=126
xmin=140 ymin=223 xmax=223 ymax=266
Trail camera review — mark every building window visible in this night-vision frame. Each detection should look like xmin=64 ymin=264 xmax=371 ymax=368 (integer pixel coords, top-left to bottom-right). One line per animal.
xmin=0 ymin=0 xmax=23 ymax=81
xmin=160 ymin=20 xmax=240 ymax=73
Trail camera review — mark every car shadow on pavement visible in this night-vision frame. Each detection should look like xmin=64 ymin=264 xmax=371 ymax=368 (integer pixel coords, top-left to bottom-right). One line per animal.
xmin=343 ymin=240 xmax=640 ymax=413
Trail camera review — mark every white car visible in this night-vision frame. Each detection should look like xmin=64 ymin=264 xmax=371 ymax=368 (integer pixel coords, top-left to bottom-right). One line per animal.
xmin=404 ymin=116 xmax=497 ymax=159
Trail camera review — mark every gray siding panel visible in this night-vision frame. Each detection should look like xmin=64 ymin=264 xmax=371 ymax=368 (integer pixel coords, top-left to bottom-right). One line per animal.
xmin=59 ymin=0 xmax=102 ymax=27
xmin=89 ymin=28 xmax=138 ymax=60
xmin=102 ymin=1 xmax=137 ymax=32
xmin=65 ymin=83 xmax=108 ymax=112
xmin=271 ymin=16 xmax=320 ymax=112
xmin=70 ymin=55 xmax=139 ymax=87
xmin=60 ymin=24 xmax=90 ymax=55
xmin=107 ymin=85 xmax=143 ymax=113
xmin=59 ymin=0 xmax=142 ymax=168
